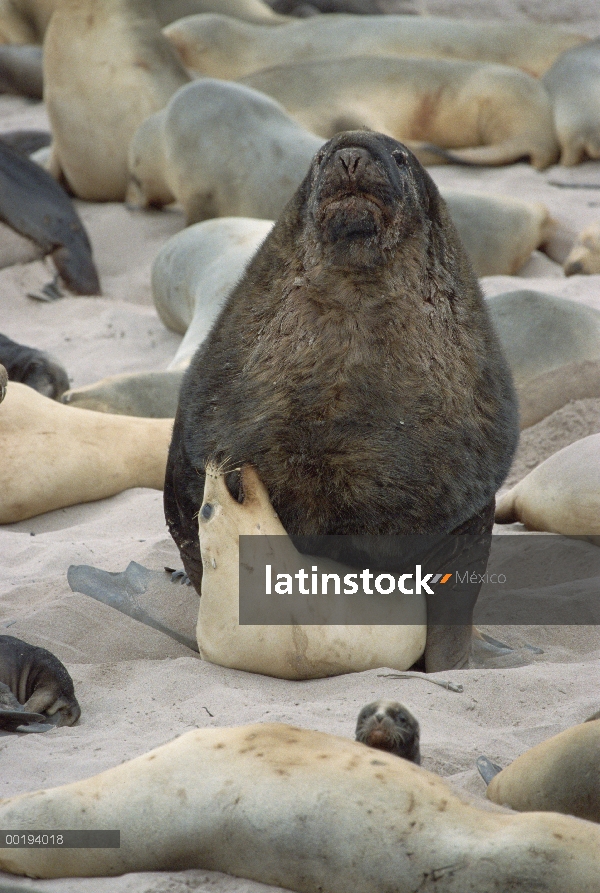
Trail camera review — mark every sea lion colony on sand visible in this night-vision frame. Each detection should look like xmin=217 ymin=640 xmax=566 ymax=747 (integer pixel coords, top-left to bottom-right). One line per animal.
xmin=1 ymin=5 xmax=600 ymax=889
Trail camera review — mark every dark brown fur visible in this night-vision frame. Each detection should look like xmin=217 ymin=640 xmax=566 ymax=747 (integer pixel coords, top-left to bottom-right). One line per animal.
xmin=165 ymin=132 xmax=518 ymax=669
xmin=0 ymin=635 xmax=80 ymax=726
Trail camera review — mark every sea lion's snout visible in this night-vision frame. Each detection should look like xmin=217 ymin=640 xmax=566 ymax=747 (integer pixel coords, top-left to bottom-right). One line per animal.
xmin=333 ymin=146 xmax=371 ymax=182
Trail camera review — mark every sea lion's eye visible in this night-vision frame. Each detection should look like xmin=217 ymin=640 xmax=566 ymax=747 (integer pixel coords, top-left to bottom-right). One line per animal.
xmin=392 ymin=149 xmax=408 ymax=166
xmin=201 ymin=503 xmax=213 ymax=520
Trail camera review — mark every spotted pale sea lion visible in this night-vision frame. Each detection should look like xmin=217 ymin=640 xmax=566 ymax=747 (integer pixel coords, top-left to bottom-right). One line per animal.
xmin=0 ymin=722 xmax=599 ymax=888
xmin=164 ymin=131 xmax=519 ymax=672
xmin=242 ymin=55 xmax=559 ymax=170
xmin=355 ymin=700 xmax=420 ymax=763
xmin=163 ymin=13 xmax=586 ymax=81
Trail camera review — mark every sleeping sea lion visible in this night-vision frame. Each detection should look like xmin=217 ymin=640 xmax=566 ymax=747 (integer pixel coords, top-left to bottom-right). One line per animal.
xmin=241 ymin=55 xmax=559 ymax=170
xmin=482 ymin=714 xmax=600 ymax=823
xmin=163 ymin=13 xmax=586 ymax=81
xmin=495 ymin=433 xmax=600 ymax=536
xmin=164 ymin=131 xmax=519 ymax=672
xmin=0 ymin=635 xmax=80 ymax=728
xmin=0 ymin=381 xmax=173 ymax=523
xmin=0 ymin=722 xmax=599 ymax=888
xmin=196 ymin=464 xmax=427 ymax=678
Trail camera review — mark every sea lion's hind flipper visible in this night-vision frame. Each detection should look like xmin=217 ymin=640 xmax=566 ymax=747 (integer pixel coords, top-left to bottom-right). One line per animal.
xmin=477 ymin=755 xmax=503 ymax=786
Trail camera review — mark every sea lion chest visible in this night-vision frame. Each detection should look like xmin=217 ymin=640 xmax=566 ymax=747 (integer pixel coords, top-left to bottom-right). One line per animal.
xmin=189 ymin=271 xmax=486 ymax=535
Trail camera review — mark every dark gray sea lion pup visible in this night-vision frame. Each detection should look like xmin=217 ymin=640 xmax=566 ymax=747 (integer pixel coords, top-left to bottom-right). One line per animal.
xmin=356 ymin=700 xmax=420 ymax=763
xmin=0 ymin=333 xmax=69 ymax=399
xmin=165 ymin=131 xmax=519 ymax=672
xmin=0 ymin=635 xmax=80 ymax=728
xmin=0 ymin=140 xmax=100 ymax=295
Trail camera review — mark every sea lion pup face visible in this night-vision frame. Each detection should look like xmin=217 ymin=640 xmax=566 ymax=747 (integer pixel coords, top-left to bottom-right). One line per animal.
xmin=302 ymin=131 xmax=439 ymax=271
xmin=355 ymin=699 xmax=421 ymax=764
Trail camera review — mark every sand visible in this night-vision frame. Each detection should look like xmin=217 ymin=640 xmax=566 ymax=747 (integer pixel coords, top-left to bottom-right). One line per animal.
xmin=1 ymin=4 xmax=600 ymax=888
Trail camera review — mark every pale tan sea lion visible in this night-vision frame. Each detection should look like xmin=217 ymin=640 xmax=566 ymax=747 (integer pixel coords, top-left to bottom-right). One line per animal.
xmin=442 ymin=192 xmax=556 ymax=275
xmin=486 ymin=290 xmax=600 ymax=429
xmin=196 ymin=464 xmax=426 ymax=679
xmin=0 ymin=0 xmax=285 ymax=47
xmin=163 ymin=13 xmax=586 ymax=81
xmin=1 ymin=722 xmax=600 ymax=888
xmin=563 ymin=221 xmax=600 ymax=275
xmin=153 ymin=0 xmax=286 ymax=25
xmin=486 ymin=717 xmax=600 ymax=823
xmin=495 ymin=433 xmax=600 ymax=535
xmin=126 ymin=78 xmax=323 ymax=223
xmin=242 ymin=56 xmax=559 ymax=170
xmin=543 ymin=39 xmax=600 ymax=166
xmin=0 ymin=381 xmax=172 ymax=523
xmin=44 ymin=0 xmax=190 ymax=201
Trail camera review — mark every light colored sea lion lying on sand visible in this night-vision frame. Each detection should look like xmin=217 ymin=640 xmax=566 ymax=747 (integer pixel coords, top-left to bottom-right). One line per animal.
xmin=563 ymin=221 xmax=600 ymax=275
xmin=495 ymin=433 xmax=600 ymax=536
xmin=486 ymin=290 xmax=600 ymax=429
xmin=242 ymin=56 xmax=559 ymax=170
xmin=543 ymin=38 xmax=600 ymax=166
xmin=196 ymin=463 xmax=427 ymax=679
xmin=483 ymin=713 xmax=600 ymax=823
xmin=0 ymin=380 xmax=172 ymax=523
xmin=1 ymin=722 xmax=599 ymax=889
xmin=44 ymin=0 xmax=190 ymax=201
xmin=163 ymin=13 xmax=586 ymax=80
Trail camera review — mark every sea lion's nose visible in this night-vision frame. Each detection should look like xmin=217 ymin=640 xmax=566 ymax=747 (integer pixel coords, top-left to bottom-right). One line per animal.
xmin=335 ymin=147 xmax=370 ymax=179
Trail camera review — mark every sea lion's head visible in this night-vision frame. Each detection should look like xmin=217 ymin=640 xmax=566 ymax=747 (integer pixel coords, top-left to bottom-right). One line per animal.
xmin=298 ymin=131 xmax=445 ymax=271
xmin=355 ymin=699 xmax=421 ymax=764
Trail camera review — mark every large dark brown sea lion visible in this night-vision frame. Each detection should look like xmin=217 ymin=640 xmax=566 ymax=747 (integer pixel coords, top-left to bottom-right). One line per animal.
xmin=165 ymin=131 xmax=519 ymax=672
